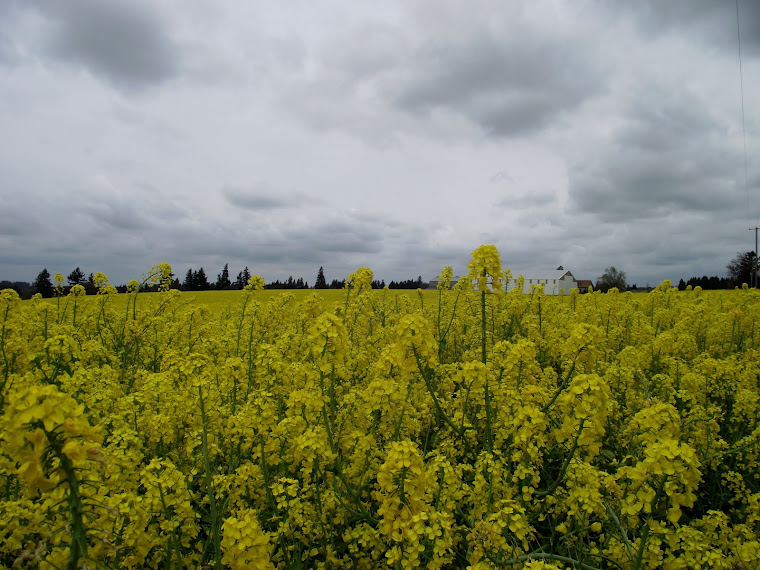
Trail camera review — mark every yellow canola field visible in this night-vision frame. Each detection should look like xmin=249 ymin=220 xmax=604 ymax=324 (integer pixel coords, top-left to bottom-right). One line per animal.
xmin=1 ymin=251 xmax=760 ymax=569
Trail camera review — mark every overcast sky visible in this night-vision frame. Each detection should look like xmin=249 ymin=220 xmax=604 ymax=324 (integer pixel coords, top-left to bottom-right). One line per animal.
xmin=1 ymin=0 xmax=759 ymax=287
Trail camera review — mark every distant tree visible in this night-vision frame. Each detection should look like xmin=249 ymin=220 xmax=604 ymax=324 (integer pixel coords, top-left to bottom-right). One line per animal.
xmin=67 ymin=267 xmax=86 ymax=286
xmin=85 ymin=272 xmax=96 ymax=295
xmin=238 ymin=266 xmax=251 ymax=289
xmin=196 ymin=267 xmax=209 ymax=290
xmin=265 ymin=276 xmax=309 ymax=290
xmin=216 ymin=263 xmax=231 ymax=290
xmin=184 ymin=269 xmax=194 ymax=290
xmin=595 ymin=267 xmax=627 ymax=293
xmin=388 ymin=276 xmax=429 ymax=289
xmin=233 ymin=267 xmax=252 ymax=289
xmin=315 ymin=267 xmax=327 ymax=289
xmin=683 ymin=275 xmax=731 ymax=290
xmin=678 ymin=279 xmax=687 ymax=291
xmin=33 ymin=268 xmax=54 ymax=298
xmin=329 ymin=279 xmax=345 ymax=289
xmin=727 ymin=251 xmax=758 ymax=288
xmin=0 ymin=281 xmax=32 ymax=299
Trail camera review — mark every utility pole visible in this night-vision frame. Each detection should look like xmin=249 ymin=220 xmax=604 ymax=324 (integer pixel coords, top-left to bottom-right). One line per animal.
xmin=751 ymin=227 xmax=759 ymax=288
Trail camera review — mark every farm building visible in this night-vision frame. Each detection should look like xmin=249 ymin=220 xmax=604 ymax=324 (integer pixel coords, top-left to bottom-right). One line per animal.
xmin=504 ymin=268 xmax=577 ymax=295
xmin=427 ymin=275 xmax=463 ymax=289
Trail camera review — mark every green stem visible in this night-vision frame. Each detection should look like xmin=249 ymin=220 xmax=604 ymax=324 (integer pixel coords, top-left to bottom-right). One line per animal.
xmin=481 ymin=284 xmax=487 ymax=364
xmin=235 ymin=295 xmax=250 ymax=357
xmin=198 ymin=384 xmax=223 ymax=570
xmin=0 ymin=306 xmax=10 ymax=406
xmin=536 ymin=420 xmax=584 ymax=497
xmin=47 ymin=431 xmax=87 ymax=570
xmin=633 ymin=477 xmax=666 ymax=570
xmin=412 ymin=347 xmax=474 ymax=456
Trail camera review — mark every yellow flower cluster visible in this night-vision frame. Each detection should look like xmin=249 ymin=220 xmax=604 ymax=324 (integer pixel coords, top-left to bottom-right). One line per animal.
xmin=221 ymin=509 xmax=274 ymax=570
xmin=467 ymin=245 xmax=502 ymax=292
xmin=3 ymin=384 xmax=101 ymax=493
xmin=245 ymin=274 xmax=266 ymax=292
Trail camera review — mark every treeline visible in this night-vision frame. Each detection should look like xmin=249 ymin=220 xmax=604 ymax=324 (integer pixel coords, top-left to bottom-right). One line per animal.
xmin=7 ymin=263 xmax=430 ymax=299
xmin=677 ymin=276 xmax=735 ymax=290
xmin=387 ymin=276 xmax=428 ymax=289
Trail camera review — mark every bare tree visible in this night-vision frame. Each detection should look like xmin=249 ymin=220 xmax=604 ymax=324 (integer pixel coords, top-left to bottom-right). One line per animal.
xmin=727 ymin=251 xmax=758 ymax=287
xmin=596 ymin=266 xmax=627 ymax=292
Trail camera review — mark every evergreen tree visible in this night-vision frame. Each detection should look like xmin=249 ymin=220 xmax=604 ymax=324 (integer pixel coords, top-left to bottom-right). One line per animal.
xmin=86 ymin=273 xmax=96 ymax=295
xmin=196 ymin=267 xmax=209 ymax=290
xmin=33 ymin=268 xmax=54 ymax=298
xmin=216 ymin=263 xmax=231 ymax=290
xmin=315 ymin=266 xmax=327 ymax=289
xmin=184 ymin=269 xmax=194 ymax=290
xmin=234 ymin=267 xmax=252 ymax=289
xmin=389 ymin=277 xmax=428 ymax=289
xmin=67 ymin=267 xmax=86 ymax=286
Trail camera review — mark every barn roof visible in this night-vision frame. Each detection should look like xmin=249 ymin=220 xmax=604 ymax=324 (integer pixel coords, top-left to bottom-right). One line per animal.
xmin=506 ymin=270 xmax=575 ymax=281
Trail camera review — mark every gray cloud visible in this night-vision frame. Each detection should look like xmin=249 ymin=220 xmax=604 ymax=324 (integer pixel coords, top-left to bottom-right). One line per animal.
xmin=568 ymin=85 xmax=749 ymax=223
xmin=281 ymin=5 xmax=606 ymax=142
xmin=0 ymin=199 xmax=40 ymax=237
xmin=0 ymin=2 xmax=26 ymax=66
xmin=222 ymin=185 xmax=325 ymax=211
xmin=391 ymin=33 xmax=604 ymax=136
xmin=620 ymin=0 xmax=760 ymax=56
xmin=282 ymin=214 xmax=388 ymax=256
xmin=224 ymin=191 xmax=292 ymax=211
xmin=493 ymin=190 xmax=557 ymax=210
xmin=31 ymin=0 xmax=179 ymax=88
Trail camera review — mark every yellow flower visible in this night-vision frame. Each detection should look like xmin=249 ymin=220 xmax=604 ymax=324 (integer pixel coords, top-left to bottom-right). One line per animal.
xmin=1 ymin=288 xmax=21 ymax=303
xmin=221 ymin=509 xmax=275 ymax=570
xmin=437 ymin=266 xmax=454 ymax=290
xmin=245 ymin=275 xmax=265 ymax=291
xmin=93 ymin=272 xmax=109 ymax=288
xmin=467 ymin=245 xmax=502 ymax=292
xmin=69 ymin=284 xmax=86 ymax=296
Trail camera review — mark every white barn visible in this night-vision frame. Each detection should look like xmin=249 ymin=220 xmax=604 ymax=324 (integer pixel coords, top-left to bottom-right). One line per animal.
xmin=504 ymin=269 xmax=577 ymax=295
xmin=427 ymin=275 xmax=463 ymax=290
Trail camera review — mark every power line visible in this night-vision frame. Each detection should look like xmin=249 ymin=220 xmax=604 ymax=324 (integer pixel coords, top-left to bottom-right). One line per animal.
xmin=737 ymin=1 xmax=756 ymax=287
xmin=736 ymin=0 xmax=751 ymax=222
